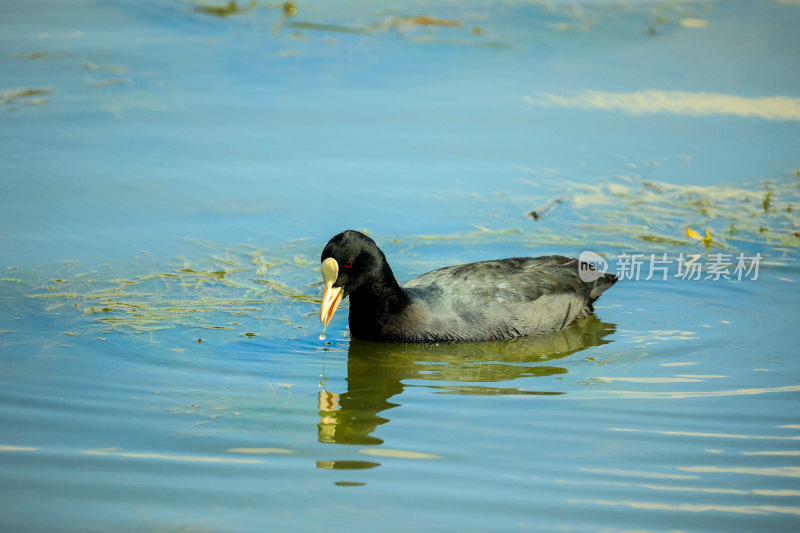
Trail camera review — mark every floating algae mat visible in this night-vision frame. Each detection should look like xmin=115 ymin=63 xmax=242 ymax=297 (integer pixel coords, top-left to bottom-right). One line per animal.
xmin=508 ymin=173 xmax=800 ymax=254
xmin=386 ymin=174 xmax=800 ymax=275
xmin=4 ymin=240 xmax=322 ymax=343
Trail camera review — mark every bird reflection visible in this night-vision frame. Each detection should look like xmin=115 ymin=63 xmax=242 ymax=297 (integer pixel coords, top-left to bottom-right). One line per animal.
xmin=317 ymin=316 xmax=616 ymax=445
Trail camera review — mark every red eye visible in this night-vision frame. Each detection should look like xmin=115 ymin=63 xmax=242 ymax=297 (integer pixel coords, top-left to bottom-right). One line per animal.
xmin=344 ymin=260 xmax=353 ymax=269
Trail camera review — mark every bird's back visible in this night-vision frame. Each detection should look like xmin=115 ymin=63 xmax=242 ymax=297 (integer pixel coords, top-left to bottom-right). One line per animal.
xmin=390 ymin=256 xmax=615 ymax=342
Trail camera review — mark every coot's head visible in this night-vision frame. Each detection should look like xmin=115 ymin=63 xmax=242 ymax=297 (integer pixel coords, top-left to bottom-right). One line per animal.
xmin=319 ymin=230 xmax=385 ymax=327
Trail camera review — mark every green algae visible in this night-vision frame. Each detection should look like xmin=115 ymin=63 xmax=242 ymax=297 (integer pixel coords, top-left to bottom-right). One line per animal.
xmin=392 ymin=174 xmax=799 ymax=263
xmin=1 ymin=87 xmax=51 ymax=106
xmin=20 ymin=243 xmax=319 ymax=339
xmin=16 ymin=52 xmax=48 ymax=60
xmin=285 ymin=21 xmax=369 ymax=34
xmin=192 ymin=0 xmax=255 ymax=18
xmin=638 ymin=234 xmax=691 ymax=246
xmin=763 ymin=191 xmax=773 ymax=212
xmin=542 ymin=175 xmax=800 ymax=251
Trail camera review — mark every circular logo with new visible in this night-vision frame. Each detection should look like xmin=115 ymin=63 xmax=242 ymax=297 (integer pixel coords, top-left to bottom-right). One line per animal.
xmin=578 ymin=251 xmax=608 ymax=282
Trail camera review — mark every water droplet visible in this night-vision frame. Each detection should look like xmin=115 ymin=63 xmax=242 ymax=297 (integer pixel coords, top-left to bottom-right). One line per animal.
xmin=319 ymin=333 xmax=326 ymax=341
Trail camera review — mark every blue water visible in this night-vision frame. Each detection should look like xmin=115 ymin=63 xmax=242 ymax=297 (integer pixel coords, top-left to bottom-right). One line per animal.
xmin=2 ymin=1 xmax=799 ymax=531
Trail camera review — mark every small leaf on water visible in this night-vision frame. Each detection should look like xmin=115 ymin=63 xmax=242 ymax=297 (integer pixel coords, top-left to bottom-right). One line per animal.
xmin=687 ymin=227 xmax=712 ymax=253
xmin=702 ymin=231 xmax=712 ymax=254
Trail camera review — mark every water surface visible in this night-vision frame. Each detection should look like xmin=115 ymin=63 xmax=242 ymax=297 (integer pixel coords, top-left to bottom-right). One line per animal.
xmin=2 ymin=1 xmax=799 ymax=531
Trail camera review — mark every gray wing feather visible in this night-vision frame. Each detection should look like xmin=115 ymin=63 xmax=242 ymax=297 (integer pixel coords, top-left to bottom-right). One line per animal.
xmin=394 ymin=256 xmax=610 ymax=342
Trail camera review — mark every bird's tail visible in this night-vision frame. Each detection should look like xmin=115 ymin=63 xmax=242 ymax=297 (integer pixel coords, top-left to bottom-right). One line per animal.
xmin=588 ymin=272 xmax=618 ymax=302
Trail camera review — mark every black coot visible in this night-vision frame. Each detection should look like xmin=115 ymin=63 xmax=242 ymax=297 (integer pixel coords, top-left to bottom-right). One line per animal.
xmin=319 ymin=230 xmax=616 ymax=343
